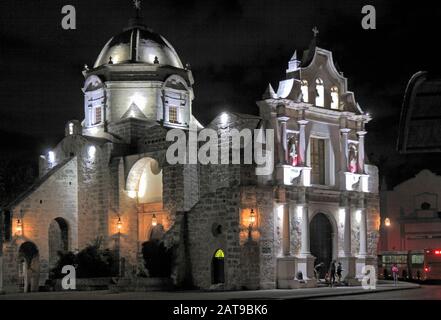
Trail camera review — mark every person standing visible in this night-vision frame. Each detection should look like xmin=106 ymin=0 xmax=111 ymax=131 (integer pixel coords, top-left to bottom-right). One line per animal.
xmin=314 ymin=262 xmax=324 ymax=280
xmin=392 ymin=264 xmax=399 ymax=286
xmin=329 ymin=260 xmax=336 ymax=287
xmin=336 ymin=262 xmax=343 ymax=284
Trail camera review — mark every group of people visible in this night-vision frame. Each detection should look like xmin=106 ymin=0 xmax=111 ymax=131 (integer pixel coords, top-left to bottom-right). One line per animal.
xmin=314 ymin=260 xmax=343 ymax=287
xmin=314 ymin=261 xmax=401 ymax=287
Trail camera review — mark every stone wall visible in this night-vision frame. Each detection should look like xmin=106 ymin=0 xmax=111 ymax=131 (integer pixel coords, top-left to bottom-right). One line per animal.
xmin=75 ymin=140 xmax=112 ymax=250
xmin=187 ymin=186 xmax=241 ymax=289
xmin=108 ymin=118 xmax=155 ymax=145
xmin=366 ymin=193 xmax=381 ymax=257
xmin=3 ymin=157 xmax=78 ymax=290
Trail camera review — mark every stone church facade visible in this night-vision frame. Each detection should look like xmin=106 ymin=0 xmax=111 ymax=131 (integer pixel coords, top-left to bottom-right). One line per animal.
xmin=0 ymin=16 xmax=380 ymax=292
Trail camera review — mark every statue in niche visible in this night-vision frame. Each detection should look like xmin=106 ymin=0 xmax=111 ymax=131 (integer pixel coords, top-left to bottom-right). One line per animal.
xmin=288 ymin=136 xmax=299 ymax=166
xmin=348 ymin=144 xmax=358 ymax=173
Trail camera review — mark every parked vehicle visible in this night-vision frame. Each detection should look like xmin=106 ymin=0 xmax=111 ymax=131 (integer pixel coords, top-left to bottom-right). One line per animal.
xmin=378 ymin=249 xmax=441 ymax=281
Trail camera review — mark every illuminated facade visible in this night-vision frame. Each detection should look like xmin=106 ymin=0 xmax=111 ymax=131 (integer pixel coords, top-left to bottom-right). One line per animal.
xmin=256 ymin=34 xmax=380 ymax=288
xmin=0 ymin=16 xmax=380 ymax=292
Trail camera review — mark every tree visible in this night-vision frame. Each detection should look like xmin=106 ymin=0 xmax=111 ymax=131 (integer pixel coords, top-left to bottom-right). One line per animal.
xmin=50 ymin=238 xmax=117 ymax=279
xmin=141 ymin=240 xmax=173 ymax=277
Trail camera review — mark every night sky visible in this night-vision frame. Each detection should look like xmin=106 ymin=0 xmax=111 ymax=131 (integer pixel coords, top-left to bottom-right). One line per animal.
xmin=1 ymin=0 xmax=441 ymax=187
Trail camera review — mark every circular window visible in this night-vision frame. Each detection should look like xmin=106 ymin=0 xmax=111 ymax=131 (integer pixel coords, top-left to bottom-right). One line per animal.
xmin=211 ymin=223 xmax=223 ymax=237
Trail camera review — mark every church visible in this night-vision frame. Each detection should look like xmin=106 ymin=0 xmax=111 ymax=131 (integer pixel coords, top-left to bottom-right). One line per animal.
xmin=0 ymin=10 xmax=380 ymax=292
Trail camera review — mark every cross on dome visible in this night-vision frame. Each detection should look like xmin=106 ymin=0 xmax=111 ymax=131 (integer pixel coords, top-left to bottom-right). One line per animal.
xmin=133 ymin=0 xmax=141 ymax=11
xmin=312 ymin=26 xmax=319 ymax=37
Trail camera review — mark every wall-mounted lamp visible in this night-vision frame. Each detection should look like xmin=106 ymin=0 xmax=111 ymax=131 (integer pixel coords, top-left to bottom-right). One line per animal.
xmin=116 ymin=216 xmax=122 ymax=233
xmin=48 ymin=151 xmax=55 ymax=164
xmin=385 ymin=217 xmax=391 ymax=227
xmin=16 ymin=219 xmax=23 ymax=236
xmin=355 ymin=210 xmax=362 ymax=224
xmin=296 ymin=206 xmax=303 ymax=220
xmin=220 ymin=112 xmax=229 ymax=125
xmin=338 ymin=208 xmax=345 ymax=227
xmin=88 ymin=145 xmax=96 ymax=158
xmin=249 ymin=209 xmax=256 ymax=226
xmin=152 ymin=214 xmax=157 ymax=227
xmin=69 ymin=123 xmax=74 ymax=135
xmin=127 ymin=190 xmax=137 ymax=199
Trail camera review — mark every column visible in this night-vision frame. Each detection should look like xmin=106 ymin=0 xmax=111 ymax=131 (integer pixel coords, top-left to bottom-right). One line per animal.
xmin=358 ymin=200 xmax=368 ymax=257
xmin=343 ymin=207 xmax=351 ymax=256
xmin=357 ymin=131 xmax=366 ymax=174
xmin=340 ymin=128 xmax=350 ymax=172
xmin=282 ymin=203 xmax=291 ymax=256
xmin=299 ymin=205 xmax=310 ymax=256
xmin=297 ymin=120 xmax=308 ymax=166
xmin=23 ymin=263 xmax=28 ymax=293
xmin=340 ymin=203 xmax=356 ymax=282
xmin=296 ymin=198 xmax=315 ymax=282
xmin=277 ymin=202 xmax=297 ymax=289
xmin=280 ymin=119 xmax=288 ymax=164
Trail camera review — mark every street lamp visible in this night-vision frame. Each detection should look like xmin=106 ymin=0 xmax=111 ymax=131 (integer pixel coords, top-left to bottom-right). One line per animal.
xmin=152 ymin=214 xmax=157 ymax=227
xmin=117 ymin=217 xmax=122 ymax=233
xmin=385 ymin=217 xmax=391 ymax=227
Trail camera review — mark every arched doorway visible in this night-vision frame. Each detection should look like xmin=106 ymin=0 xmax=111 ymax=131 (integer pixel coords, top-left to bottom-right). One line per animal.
xmin=126 ymin=157 xmax=163 ymax=203
xmin=49 ymin=218 xmax=69 ymax=269
xmin=212 ymin=249 xmax=225 ymax=284
xmin=310 ymin=213 xmax=333 ymax=279
xmin=18 ymin=242 xmax=40 ymax=292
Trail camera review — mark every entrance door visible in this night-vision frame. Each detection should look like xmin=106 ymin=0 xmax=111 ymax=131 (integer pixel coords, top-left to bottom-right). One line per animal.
xmin=18 ymin=242 xmax=40 ymax=292
xmin=310 ymin=213 xmax=333 ymax=279
xmin=212 ymin=249 xmax=225 ymax=284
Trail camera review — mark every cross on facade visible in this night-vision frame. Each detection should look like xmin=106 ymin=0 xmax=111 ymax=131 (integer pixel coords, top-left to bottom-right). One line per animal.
xmin=312 ymin=26 xmax=319 ymax=37
xmin=133 ymin=0 xmax=141 ymax=11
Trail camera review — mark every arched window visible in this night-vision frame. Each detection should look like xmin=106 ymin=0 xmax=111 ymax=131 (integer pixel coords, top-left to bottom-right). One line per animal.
xmin=126 ymin=157 xmax=163 ymax=204
xmin=331 ymin=86 xmax=339 ymax=109
xmin=214 ymin=249 xmax=225 ymax=258
xmin=83 ymin=76 xmax=105 ymax=128
xmin=301 ymin=80 xmax=309 ymax=103
xmin=315 ymin=78 xmax=324 ymax=107
xmin=212 ymin=249 xmax=225 ymax=284
xmin=49 ymin=218 xmax=69 ymax=269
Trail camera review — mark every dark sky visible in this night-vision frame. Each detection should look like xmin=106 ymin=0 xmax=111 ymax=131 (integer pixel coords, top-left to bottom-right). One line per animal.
xmin=1 ymin=0 xmax=441 ymax=186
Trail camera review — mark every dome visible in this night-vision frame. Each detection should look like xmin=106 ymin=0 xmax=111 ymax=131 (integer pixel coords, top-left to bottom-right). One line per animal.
xmin=94 ymin=23 xmax=184 ymax=69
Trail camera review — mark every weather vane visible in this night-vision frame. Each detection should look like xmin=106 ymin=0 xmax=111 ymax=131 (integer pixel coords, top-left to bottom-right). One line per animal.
xmin=312 ymin=26 xmax=319 ymax=37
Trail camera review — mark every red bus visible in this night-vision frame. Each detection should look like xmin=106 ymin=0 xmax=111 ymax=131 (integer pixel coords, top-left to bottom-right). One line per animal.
xmin=422 ymin=249 xmax=441 ymax=281
xmin=378 ymin=249 xmax=441 ymax=281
